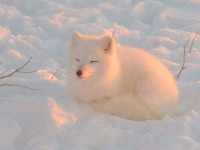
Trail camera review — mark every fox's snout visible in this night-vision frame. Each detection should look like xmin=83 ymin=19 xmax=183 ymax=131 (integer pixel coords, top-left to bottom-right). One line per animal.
xmin=75 ymin=65 xmax=95 ymax=79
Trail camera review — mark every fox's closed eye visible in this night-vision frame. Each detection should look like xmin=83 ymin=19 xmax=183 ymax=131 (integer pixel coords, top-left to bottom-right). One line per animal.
xmin=75 ymin=58 xmax=80 ymax=62
xmin=90 ymin=60 xmax=99 ymax=63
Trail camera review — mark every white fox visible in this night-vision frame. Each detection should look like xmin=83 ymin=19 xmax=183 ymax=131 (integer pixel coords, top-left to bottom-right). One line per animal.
xmin=67 ymin=32 xmax=179 ymax=120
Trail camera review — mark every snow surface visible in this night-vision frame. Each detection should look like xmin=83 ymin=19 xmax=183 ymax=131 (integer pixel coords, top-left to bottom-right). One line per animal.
xmin=0 ymin=0 xmax=200 ymax=149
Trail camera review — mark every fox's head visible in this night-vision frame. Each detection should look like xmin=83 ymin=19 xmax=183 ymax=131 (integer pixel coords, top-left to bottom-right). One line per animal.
xmin=68 ymin=32 xmax=117 ymax=82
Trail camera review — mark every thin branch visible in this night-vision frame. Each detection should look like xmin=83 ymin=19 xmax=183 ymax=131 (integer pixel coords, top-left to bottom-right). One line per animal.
xmin=0 ymin=69 xmax=8 ymax=76
xmin=0 ymin=57 xmax=33 ymax=79
xmin=0 ymin=84 xmax=40 ymax=90
xmin=17 ymin=69 xmax=38 ymax=74
xmin=51 ymin=57 xmax=62 ymax=80
xmin=0 ymin=57 xmax=39 ymax=90
xmin=112 ymin=31 xmax=115 ymax=38
xmin=177 ymin=37 xmax=190 ymax=79
xmin=188 ymin=31 xmax=198 ymax=53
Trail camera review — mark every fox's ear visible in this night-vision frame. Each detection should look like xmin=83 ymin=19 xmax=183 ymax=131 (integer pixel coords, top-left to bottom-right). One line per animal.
xmin=71 ymin=31 xmax=82 ymax=48
xmin=99 ymin=35 xmax=114 ymax=54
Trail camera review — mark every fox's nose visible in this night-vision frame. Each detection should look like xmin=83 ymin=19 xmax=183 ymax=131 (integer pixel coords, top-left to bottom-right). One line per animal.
xmin=76 ymin=70 xmax=82 ymax=77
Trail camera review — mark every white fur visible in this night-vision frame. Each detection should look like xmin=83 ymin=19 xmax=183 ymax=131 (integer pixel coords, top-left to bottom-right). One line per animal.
xmin=67 ymin=32 xmax=179 ymax=120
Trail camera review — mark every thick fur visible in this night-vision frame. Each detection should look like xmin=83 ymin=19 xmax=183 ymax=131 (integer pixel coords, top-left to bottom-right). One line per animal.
xmin=67 ymin=32 xmax=179 ymax=120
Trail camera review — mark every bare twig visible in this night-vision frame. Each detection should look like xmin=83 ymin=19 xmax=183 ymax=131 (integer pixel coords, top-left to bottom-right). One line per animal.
xmin=17 ymin=70 xmax=38 ymax=74
xmin=0 ymin=57 xmax=33 ymax=79
xmin=51 ymin=57 xmax=62 ymax=80
xmin=112 ymin=31 xmax=115 ymax=38
xmin=0 ymin=69 xmax=8 ymax=76
xmin=177 ymin=37 xmax=190 ymax=78
xmin=188 ymin=31 xmax=198 ymax=53
xmin=0 ymin=57 xmax=39 ymax=90
xmin=0 ymin=84 xmax=39 ymax=90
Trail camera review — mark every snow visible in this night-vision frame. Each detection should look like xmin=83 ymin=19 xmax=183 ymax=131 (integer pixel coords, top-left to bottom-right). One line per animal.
xmin=0 ymin=0 xmax=199 ymax=149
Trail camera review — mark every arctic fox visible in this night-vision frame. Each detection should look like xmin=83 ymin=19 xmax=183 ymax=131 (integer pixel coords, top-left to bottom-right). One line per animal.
xmin=67 ymin=32 xmax=179 ymax=120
